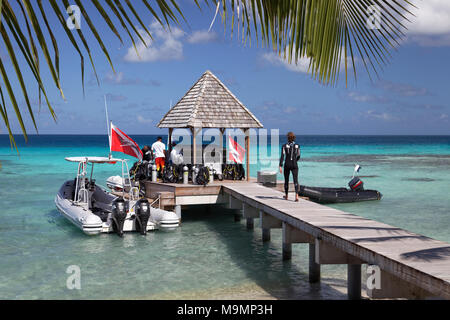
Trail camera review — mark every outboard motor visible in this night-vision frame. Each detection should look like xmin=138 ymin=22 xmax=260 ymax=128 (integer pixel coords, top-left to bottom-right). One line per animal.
xmin=348 ymin=177 xmax=364 ymax=191
xmin=135 ymin=199 xmax=151 ymax=235
xmin=112 ymin=198 xmax=128 ymax=237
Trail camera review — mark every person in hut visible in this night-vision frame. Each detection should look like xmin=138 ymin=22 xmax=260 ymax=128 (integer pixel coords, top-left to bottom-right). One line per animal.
xmin=141 ymin=145 xmax=153 ymax=162
xmin=152 ymin=136 xmax=166 ymax=177
xmin=170 ymin=142 xmax=183 ymax=166
xmin=279 ymin=132 xmax=300 ymax=201
xmin=170 ymin=142 xmax=184 ymax=181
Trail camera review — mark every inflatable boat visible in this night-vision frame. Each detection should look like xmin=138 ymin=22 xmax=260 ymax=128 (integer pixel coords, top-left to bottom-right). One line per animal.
xmin=55 ymin=157 xmax=179 ymax=236
xmin=298 ymin=185 xmax=382 ymax=204
xmin=298 ymin=167 xmax=382 ymax=204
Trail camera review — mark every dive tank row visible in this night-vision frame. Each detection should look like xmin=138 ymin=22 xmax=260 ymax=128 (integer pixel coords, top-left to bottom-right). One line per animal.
xmin=111 ymin=198 xmax=151 ymax=237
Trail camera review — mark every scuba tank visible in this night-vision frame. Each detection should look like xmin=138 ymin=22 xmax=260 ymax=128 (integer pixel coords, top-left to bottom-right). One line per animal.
xmin=151 ymin=164 xmax=157 ymax=182
xmin=183 ymin=166 xmax=189 ymax=184
xmin=192 ymin=166 xmax=199 ymax=185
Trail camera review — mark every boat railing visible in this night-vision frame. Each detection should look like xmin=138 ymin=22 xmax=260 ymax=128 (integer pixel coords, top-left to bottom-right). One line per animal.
xmin=150 ymin=195 xmax=161 ymax=209
xmin=76 ymin=187 xmax=89 ymax=206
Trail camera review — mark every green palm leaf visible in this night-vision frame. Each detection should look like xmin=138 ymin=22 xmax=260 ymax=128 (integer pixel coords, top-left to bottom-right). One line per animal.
xmin=0 ymin=0 xmax=414 ymax=151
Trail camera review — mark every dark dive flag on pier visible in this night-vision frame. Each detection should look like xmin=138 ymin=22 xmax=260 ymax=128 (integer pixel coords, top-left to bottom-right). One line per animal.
xmin=110 ymin=123 xmax=143 ymax=160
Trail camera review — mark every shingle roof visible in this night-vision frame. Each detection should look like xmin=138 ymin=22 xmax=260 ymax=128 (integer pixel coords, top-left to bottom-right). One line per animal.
xmin=157 ymin=70 xmax=263 ymax=129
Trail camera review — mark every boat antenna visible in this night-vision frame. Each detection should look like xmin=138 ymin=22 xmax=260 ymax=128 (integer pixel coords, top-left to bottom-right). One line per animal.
xmin=104 ymin=95 xmax=112 ymax=159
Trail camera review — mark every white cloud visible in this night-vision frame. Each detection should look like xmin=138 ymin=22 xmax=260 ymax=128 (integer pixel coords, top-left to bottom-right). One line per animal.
xmin=137 ymin=115 xmax=152 ymax=124
xmin=366 ymin=110 xmax=396 ymax=121
xmin=104 ymin=71 xmax=142 ymax=85
xmin=406 ymin=0 xmax=450 ymax=46
xmin=283 ymin=106 xmax=298 ymax=114
xmin=347 ymin=91 xmax=389 ymax=103
xmin=187 ymin=30 xmax=218 ymax=44
xmin=262 ymin=52 xmax=311 ymax=73
xmin=124 ymin=22 xmax=184 ymax=62
xmin=106 ymin=93 xmax=127 ymax=102
xmin=262 ymin=48 xmax=352 ymax=74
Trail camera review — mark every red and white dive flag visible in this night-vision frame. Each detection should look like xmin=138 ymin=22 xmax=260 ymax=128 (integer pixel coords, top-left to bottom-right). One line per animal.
xmin=228 ymin=135 xmax=245 ymax=164
xmin=110 ymin=123 xmax=143 ymax=160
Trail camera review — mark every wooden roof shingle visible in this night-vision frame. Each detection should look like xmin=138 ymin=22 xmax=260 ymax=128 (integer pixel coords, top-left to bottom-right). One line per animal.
xmin=157 ymin=70 xmax=263 ymax=129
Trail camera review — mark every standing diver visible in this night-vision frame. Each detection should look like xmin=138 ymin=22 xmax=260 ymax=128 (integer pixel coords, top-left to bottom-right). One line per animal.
xmin=279 ymin=132 xmax=300 ymax=201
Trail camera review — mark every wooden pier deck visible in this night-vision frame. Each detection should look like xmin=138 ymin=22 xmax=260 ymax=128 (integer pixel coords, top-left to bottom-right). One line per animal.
xmin=145 ymin=180 xmax=450 ymax=299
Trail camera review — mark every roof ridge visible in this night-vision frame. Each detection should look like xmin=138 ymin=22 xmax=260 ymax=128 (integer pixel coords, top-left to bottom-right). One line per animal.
xmin=206 ymin=71 xmax=263 ymax=128
xmin=187 ymin=72 xmax=207 ymax=127
xmin=157 ymin=72 xmax=206 ymax=128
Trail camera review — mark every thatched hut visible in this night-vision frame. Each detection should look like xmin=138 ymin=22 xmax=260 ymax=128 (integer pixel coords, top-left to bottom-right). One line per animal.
xmin=157 ymin=70 xmax=263 ymax=181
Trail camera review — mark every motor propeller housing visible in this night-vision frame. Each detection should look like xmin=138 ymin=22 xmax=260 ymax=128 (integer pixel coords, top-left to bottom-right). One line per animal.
xmin=135 ymin=199 xmax=151 ymax=235
xmin=112 ymin=198 xmax=128 ymax=237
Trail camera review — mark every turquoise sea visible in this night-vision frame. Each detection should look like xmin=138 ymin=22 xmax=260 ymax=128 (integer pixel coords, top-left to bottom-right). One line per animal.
xmin=0 ymin=134 xmax=449 ymax=299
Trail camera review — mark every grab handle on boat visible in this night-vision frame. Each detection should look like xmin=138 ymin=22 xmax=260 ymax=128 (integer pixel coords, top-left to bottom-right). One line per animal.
xmin=77 ymin=187 xmax=89 ymax=204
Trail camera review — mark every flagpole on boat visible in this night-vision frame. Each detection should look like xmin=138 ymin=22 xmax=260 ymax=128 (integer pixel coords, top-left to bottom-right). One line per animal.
xmin=104 ymin=95 xmax=112 ymax=159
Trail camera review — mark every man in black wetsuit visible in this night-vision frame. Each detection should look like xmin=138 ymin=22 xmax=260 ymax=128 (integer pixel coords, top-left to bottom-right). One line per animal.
xmin=279 ymin=132 xmax=300 ymax=201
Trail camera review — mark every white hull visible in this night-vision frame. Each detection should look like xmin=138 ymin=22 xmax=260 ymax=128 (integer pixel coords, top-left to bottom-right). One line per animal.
xmin=55 ymin=180 xmax=178 ymax=235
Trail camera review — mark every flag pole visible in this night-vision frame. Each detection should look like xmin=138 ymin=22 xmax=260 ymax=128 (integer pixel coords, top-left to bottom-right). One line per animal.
xmin=104 ymin=95 xmax=112 ymax=159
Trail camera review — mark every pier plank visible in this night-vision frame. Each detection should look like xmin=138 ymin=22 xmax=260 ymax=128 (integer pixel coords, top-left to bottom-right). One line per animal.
xmin=221 ymin=182 xmax=450 ymax=299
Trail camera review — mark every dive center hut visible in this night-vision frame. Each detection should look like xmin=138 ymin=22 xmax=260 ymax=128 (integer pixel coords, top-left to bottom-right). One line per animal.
xmin=157 ymin=70 xmax=263 ymax=181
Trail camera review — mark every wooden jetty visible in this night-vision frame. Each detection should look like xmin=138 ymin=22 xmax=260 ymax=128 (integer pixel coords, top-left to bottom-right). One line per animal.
xmin=148 ymin=70 xmax=449 ymax=299
xmin=145 ymin=179 xmax=450 ymax=300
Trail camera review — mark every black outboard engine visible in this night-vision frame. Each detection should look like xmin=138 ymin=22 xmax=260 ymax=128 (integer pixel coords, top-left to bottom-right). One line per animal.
xmin=112 ymin=198 xmax=128 ymax=237
xmin=348 ymin=177 xmax=364 ymax=191
xmin=135 ymin=199 xmax=151 ymax=235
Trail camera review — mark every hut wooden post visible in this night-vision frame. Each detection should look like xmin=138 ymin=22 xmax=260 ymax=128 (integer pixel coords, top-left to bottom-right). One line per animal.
xmin=245 ymin=129 xmax=250 ymax=181
xmin=190 ymin=127 xmax=196 ymax=165
xmin=191 ymin=127 xmax=202 ymax=165
xmin=220 ymin=128 xmax=225 ymax=164
xmin=168 ymin=128 xmax=173 ymax=154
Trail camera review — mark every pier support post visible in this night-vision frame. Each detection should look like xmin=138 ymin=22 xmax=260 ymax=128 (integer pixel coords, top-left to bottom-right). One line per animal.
xmin=228 ymin=195 xmax=243 ymax=222
xmin=314 ymin=239 xmax=364 ymax=298
xmin=282 ymin=222 xmax=314 ymax=261
xmin=347 ymin=264 xmax=362 ymax=300
xmin=262 ymin=228 xmax=271 ymax=242
xmin=282 ymin=242 xmax=292 ymax=261
xmin=228 ymin=195 xmax=243 ymax=210
xmin=243 ymin=203 xmax=258 ymax=230
xmin=246 ymin=218 xmax=254 ymax=230
xmin=260 ymin=211 xmax=281 ymax=242
xmin=366 ymin=268 xmax=437 ymax=299
xmin=309 ymin=243 xmax=321 ymax=283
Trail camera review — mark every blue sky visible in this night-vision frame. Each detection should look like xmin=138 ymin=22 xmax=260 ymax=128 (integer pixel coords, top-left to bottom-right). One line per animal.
xmin=2 ymin=0 xmax=450 ymax=135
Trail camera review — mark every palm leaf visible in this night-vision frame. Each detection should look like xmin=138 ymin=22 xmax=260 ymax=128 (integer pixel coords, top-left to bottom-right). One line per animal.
xmin=0 ymin=0 xmax=414 ymax=151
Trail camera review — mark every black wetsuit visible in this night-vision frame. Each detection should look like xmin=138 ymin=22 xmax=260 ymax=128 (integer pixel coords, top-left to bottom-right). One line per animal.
xmin=142 ymin=148 xmax=152 ymax=162
xmin=279 ymin=142 xmax=301 ymax=195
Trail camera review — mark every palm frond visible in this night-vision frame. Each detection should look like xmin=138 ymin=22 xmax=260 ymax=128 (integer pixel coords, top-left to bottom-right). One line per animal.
xmin=219 ymin=0 xmax=414 ymax=86
xmin=0 ymin=0 xmax=414 ymax=151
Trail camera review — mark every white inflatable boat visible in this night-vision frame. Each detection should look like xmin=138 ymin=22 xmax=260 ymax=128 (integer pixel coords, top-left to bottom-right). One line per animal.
xmin=55 ymin=157 xmax=179 ymax=236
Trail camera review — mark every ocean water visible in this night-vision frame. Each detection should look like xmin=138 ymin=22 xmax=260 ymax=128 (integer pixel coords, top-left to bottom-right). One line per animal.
xmin=0 ymin=135 xmax=449 ymax=299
